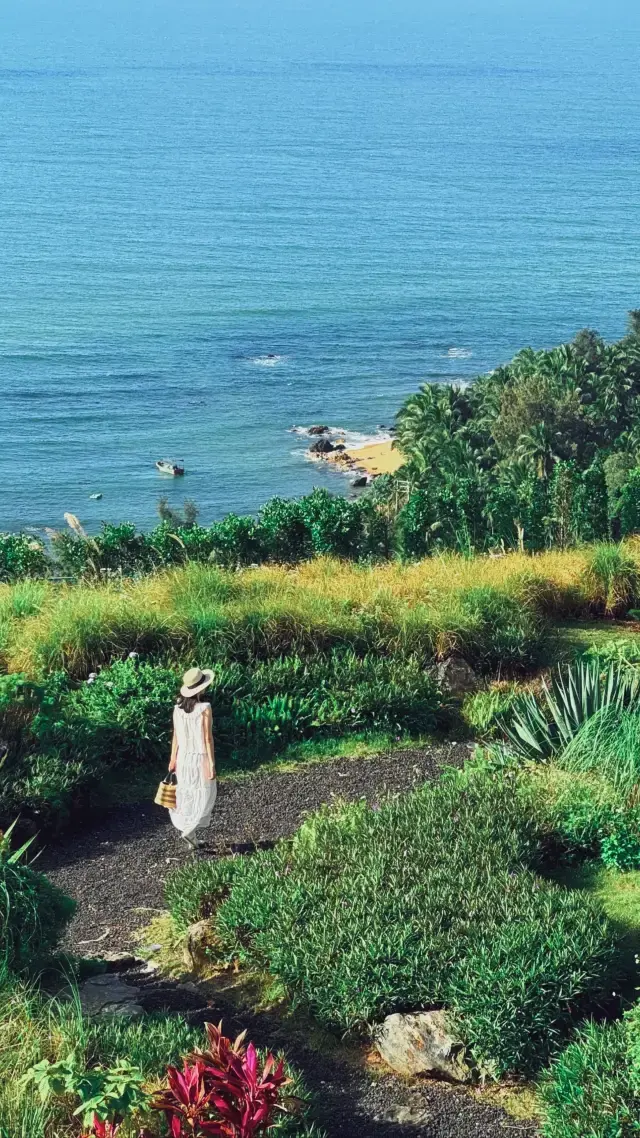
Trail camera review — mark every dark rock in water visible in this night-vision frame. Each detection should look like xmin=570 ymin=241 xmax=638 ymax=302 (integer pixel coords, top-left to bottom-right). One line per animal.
xmin=334 ymin=444 xmax=346 ymax=452
xmin=308 ymin=424 xmax=330 ymax=435
xmin=352 ymin=476 xmax=368 ymax=487
xmin=309 ymin=438 xmax=335 ymax=454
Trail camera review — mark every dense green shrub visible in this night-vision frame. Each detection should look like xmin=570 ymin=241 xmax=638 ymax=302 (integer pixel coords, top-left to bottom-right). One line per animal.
xmin=583 ymin=543 xmax=640 ymax=616
xmin=528 ymin=767 xmax=622 ymax=859
xmin=259 ymin=497 xmax=312 ymax=563
xmin=0 ymin=535 xmax=48 ymax=583
xmin=600 ymin=813 xmax=640 ymax=871
xmin=34 ymin=658 xmax=177 ymax=767
xmin=175 ymin=768 xmax=618 ymax=1076
xmin=165 ymin=857 xmax=242 ymax=932
xmin=454 ymin=584 xmax=548 ymax=672
xmin=540 ymin=1021 xmax=639 ymax=1138
xmin=618 ymin=468 xmax=640 ymax=537
xmin=0 ymin=828 xmax=75 ymax=977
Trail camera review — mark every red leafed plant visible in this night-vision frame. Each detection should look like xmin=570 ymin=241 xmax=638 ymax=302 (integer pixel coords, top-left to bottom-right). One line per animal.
xmin=153 ymin=1022 xmax=290 ymax=1137
xmin=80 ymin=1119 xmax=121 ymax=1138
xmin=81 ymin=1118 xmax=152 ymax=1138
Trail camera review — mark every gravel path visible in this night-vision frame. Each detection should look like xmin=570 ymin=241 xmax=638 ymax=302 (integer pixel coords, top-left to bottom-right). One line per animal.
xmin=39 ymin=743 xmax=471 ymax=954
xmin=39 ymin=742 xmax=538 ymax=1137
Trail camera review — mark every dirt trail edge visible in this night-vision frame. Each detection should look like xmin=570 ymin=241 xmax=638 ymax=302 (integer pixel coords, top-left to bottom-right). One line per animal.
xmin=40 ymin=744 xmax=538 ymax=1138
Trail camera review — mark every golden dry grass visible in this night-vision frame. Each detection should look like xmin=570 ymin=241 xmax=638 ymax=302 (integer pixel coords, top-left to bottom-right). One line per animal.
xmin=2 ymin=543 xmax=638 ymax=678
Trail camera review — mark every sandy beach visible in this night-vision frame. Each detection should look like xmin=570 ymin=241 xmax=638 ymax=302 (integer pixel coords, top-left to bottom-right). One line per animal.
xmin=325 ymin=438 xmax=405 ymax=478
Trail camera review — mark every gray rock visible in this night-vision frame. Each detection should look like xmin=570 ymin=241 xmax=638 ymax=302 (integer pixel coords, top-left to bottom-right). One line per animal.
xmin=78 ymin=973 xmax=143 ymax=1018
xmin=352 ymin=476 xmax=368 ymax=487
xmin=309 ymin=438 xmax=335 ymax=455
xmin=183 ymin=919 xmax=214 ymax=972
xmin=374 ymin=1010 xmax=471 ymax=1082
xmin=99 ymin=951 xmax=142 ymax=973
xmin=308 ymin=425 xmax=330 ymax=436
xmin=436 ymin=655 xmax=480 ymax=696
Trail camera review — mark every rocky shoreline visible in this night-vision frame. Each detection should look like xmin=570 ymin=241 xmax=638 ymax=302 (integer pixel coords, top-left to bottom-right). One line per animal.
xmin=296 ymin=424 xmax=404 ymax=485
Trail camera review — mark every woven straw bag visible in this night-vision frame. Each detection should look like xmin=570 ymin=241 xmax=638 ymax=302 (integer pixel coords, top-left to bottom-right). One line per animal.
xmin=154 ymin=772 xmax=177 ymax=810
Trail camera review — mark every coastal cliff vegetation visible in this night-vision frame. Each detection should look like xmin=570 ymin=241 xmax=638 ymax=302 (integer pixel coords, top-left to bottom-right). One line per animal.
xmin=6 ymin=315 xmax=640 ymax=585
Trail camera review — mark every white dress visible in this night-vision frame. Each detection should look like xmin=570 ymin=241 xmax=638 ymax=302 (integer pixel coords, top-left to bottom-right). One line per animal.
xmin=169 ymin=702 xmax=217 ymax=838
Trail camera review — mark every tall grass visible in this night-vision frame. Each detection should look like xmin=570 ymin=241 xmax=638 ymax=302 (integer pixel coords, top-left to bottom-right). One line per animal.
xmin=0 ymin=550 xmax=585 ymax=678
xmin=560 ymin=705 xmax=640 ymax=794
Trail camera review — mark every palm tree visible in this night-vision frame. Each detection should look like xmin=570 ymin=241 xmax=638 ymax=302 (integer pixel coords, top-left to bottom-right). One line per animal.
xmin=515 ymin=422 xmax=559 ymax=480
xmin=394 ymin=384 xmax=469 ymax=463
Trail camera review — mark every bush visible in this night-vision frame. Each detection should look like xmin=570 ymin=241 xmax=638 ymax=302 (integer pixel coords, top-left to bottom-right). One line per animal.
xmin=175 ymin=768 xmax=618 ymax=1076
xmin=600 ymin=813 xmax=640 ymax=871
xmin=453 ymin=584 xmax=548 ymax=672
xmin=35 ymin=658 xmax=178 ymax=768
xmin=540 ymin=1021 xmax=639 ymax=1138
xmin=526 ymin=766 xmax=622 ymax=859
xmin=165 ymin=857 xmax=242 ymax=932
xmin=0 ymin=535 xmax=49 ymax=583
xmin=0 ymin=827 xmax=75 ymax=977
xmin=462 ymin=684 xmax=523 ymax=737
xmin=583 ymin=543 xmax=640 ymax=616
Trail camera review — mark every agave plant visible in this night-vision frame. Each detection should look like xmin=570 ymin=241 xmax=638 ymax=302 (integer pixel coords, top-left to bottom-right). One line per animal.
xmin=501 ymin=659 xmax=640 ymax=759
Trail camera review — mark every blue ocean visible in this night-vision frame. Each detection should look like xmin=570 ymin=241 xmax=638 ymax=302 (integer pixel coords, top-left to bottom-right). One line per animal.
xmin=1 ymin=0 xmax=640 ymax=532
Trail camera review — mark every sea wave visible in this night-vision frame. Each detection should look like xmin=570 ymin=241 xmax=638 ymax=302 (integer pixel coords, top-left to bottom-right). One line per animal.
xmin=247 ymin=353 xmax=287 ymax=367
xmin=446 ymin=347 xmax=473 ymax=359
xmin=290 ymin=425 xmax=393 ymax=449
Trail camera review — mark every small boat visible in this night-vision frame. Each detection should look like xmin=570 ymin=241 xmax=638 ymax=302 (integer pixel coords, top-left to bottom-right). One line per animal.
xmin=156 ymin=459 xmax=185 ymax=476
xmin=89 ymin=492 xmax=103 ymax=500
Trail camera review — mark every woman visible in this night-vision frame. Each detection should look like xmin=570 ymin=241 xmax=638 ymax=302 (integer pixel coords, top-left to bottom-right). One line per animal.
xmin=169 ymin=666 xmax=217 ymax=849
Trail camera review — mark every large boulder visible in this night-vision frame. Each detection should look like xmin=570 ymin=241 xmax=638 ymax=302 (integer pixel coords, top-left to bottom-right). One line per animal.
xmin=308 ymin=425 xmax=330 ymax=435
xmin=436 ymin=656 xmax=480 ymax=696
xmin=374 ymin=1010 xmax=471 ymax=1082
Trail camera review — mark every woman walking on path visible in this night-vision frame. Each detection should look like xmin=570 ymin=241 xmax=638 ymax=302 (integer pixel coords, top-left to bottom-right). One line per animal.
xmin=169 ymin=667 xmax=217 ymax=849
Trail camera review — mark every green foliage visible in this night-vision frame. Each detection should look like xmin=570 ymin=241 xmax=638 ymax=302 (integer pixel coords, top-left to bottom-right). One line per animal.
xmin=529 ymin=767 xmax=622 ymax=858
xmin=502 ymin=659 xmax=639 ymax=759
xmin=455 ymin=584 xmax=548 ymax=672
xmin=0 ymin=824 xmax=75 ymax=977
xmin=0 ymin=535 xmax=48 ymax=583
xmin=22 ymin=1054 xmax=147 ymax=1126
xmin=178 ymin=768 xmax=618 ymax=1076
xmin=540 ymin=1020 xmax=640 ymax=1137
xmin=584 ymin=543 xmax=640 ymax=616
xmin=618 ymin=470 xmax=640 ymax=537
xmin=601 ymin=814 xmax=640 ymax=872
xmin=560 ymin=706 xmax=640 ymax=796
xmin=165 ymin=857 xmax=242 ymax=931
xmin=388 ymin=318 xmax=640 ymax=553
xmin=462 ymin=684 xmax=523 ymax=737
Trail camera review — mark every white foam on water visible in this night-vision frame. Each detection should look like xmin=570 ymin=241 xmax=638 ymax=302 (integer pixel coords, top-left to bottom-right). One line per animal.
xmin=446 ymin=347 xmax=473 ymax=359
xmin=289 ymin=425 xmax=393 ymax=450
xmin=248 ymin=354 xmax=287 ymax=366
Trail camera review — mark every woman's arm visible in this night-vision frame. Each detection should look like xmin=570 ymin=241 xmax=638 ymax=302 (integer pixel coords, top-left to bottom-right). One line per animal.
xmin=202 ymin=704 xmax=216 ymax=780
xmin=169 ymin=727 xmax=178 ymax=772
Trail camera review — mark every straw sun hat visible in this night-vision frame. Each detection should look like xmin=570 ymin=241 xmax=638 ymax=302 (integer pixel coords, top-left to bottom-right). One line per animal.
xmin=180 ymin=666 xmax=214 ymax=698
